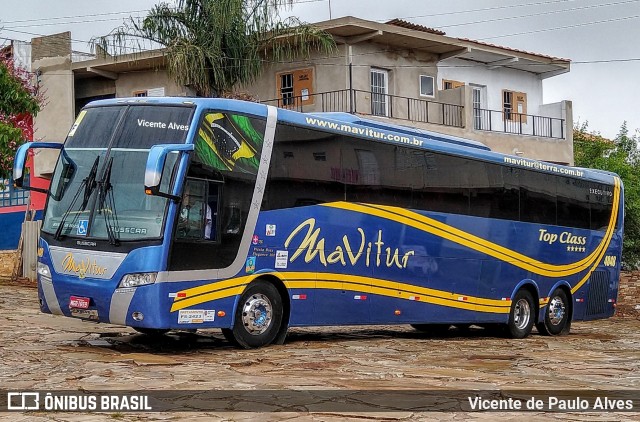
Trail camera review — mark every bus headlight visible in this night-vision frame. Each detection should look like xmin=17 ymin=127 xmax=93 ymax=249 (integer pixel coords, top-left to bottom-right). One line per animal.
xmin=37 ymin=262 xmax=51 ymax=279
xmin=119 ymin=272 xmax=157 ymax=288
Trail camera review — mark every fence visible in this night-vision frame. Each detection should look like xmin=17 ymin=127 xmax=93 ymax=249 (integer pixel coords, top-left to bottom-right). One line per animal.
xmin=263 ymin=89 xmax=464 ymax=128
xmin=263 ymin=90 xmax=566 ymax=140
xmin=473 ymin=108 xmax=565 ymax=139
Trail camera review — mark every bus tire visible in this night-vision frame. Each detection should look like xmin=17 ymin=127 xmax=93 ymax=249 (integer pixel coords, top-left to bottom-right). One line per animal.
xmin=538 ymin=288 xmax=570 ymax=336
xmin=411 ymin=324 xmax=451 ymax=335
xmin=507 ymin=289 xmax=535 ymax=339
xmin=232 ymin=280 xmax=284 ymax=349
xmin=133 ymin=327 xmax=170 ymax=336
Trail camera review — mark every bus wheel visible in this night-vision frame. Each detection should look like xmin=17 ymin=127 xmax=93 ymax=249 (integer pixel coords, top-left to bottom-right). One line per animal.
xmin=507 ymin=290 xmax=535 ymax=339
xmin=133 ymin=327 xmax=170 ymax=336
xmin=410 ymin=324 xmax=451 ymax=335
xmin=232 ymin=280 xmax=283 ymax=349
xmin=537 ymin=288 xmax=570 ymax=336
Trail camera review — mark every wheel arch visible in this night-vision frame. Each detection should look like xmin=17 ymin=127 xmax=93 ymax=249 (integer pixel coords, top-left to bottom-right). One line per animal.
xmin=242 ymin=273 xmax=290 ymax=345
xmin=512 ymin=279 xmax=540 ymax=323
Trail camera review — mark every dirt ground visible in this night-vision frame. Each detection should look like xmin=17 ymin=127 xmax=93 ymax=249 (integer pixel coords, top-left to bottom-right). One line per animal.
xmin=0 ymin=282 xmax=638 ymax=421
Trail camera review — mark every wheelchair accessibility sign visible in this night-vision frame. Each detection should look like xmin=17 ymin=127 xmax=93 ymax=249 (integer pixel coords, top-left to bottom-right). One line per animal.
xmin=77 ymin=220 xmax=88 ymax=236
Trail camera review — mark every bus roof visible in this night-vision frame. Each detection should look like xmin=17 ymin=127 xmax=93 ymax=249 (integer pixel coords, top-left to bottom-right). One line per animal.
xmin=307 ymin=112 xmax=491 ymax=151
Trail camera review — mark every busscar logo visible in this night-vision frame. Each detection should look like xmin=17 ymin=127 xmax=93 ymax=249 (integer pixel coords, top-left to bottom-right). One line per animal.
xmin=7 ymin=392 xmax=39 ymax=410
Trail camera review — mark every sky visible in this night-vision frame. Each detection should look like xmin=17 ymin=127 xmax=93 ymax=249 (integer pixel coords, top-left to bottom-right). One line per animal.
xmin=0 ymin=0 xmax=638 ymax=139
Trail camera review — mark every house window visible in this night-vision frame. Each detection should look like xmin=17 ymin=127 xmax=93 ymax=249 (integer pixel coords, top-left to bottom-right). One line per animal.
xmin=502 ymin=90 xmax=527 ymax=122
xmin=442 ymin=79 xmax=464 ymax=90
xmin=133 ymin=87 xmax=165 ymax=97
xmin=280 ymin=73 xmax=294 ymax=106
xmin=276 ymin=68 xmax=314 ymax=108
xmin=420 ymin=75 xmax=434 ymax=97
xmin=371 ymin=68 xmax=389 ymax=116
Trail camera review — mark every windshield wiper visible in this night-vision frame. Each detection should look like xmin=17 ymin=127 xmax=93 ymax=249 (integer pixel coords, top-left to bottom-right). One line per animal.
xmin=54 ymin=156 xmax=99 ymax=240
xmin=97 ymin=157 xmax=120 ymax=246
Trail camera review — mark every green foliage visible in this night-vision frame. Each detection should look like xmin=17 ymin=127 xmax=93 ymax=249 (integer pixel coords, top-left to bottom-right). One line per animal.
xmin=0 ymin=58 xmax=40 ymax=180
xmin=96 ymin=0 xmax=336 ymax=96
xmin=574 ymin=122 xmax=640 ymax=268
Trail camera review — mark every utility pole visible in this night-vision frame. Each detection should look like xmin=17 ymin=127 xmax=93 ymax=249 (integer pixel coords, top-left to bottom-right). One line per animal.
xmin=328 ymin=0 xmax=332 ymax=19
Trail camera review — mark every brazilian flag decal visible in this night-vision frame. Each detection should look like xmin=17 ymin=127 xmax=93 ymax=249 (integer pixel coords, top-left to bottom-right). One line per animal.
xmin=195 ymin=113 xmax=264 ymax=173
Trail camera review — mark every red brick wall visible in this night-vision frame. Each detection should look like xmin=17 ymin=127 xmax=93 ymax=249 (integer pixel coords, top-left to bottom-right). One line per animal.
xmin=619 ymin=271 xmax=640 ymax=311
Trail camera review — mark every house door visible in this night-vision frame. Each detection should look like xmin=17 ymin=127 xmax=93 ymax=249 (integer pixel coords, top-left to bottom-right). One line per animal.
xmin=473 ymin=87 xmax=482 ymax=130
xmin=370 ymin=68 xmax=389 ymax=117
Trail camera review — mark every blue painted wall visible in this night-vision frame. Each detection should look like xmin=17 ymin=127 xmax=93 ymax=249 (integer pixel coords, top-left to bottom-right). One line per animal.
xmin=0 ymin=211 xmax=42 ymax=250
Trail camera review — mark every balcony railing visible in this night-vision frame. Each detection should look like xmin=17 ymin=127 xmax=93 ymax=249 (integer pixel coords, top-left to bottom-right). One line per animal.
xmin=473 ymin=108 xmax=565 ymax=139
xmin=263 ymin=89 xmax=464 ymax=128
xmin=262 ymin=89 xmax=565 ymax=140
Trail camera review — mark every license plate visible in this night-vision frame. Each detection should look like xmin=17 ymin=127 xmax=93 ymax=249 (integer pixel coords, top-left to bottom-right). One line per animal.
xmin=69 ymin=296 xmax=90 ymax=309
xmin=70 ymin=308 xmax=99 ymax=320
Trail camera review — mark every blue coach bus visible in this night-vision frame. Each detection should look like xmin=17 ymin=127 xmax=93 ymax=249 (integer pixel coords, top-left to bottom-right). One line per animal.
xmin=13 ymin=97 xmax=623 ymax=348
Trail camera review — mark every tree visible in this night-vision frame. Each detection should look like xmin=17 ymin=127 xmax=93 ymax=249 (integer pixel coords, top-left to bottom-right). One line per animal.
xmin=573 ymin=122 xmax=640 ymax=268
xmin=96 ymin=0 xmax=336 ymax=97
xmin=0 ymin=56 xmax=40 ymax=180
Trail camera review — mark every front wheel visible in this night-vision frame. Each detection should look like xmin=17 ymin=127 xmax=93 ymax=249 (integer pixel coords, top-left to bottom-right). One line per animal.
xmin=537 ymin=288 xmax=570 ymax=336
xmin=507 ymin=290 xmax=535 ymax=339
xmin=231 ymin=280 xmax=284 ymax=349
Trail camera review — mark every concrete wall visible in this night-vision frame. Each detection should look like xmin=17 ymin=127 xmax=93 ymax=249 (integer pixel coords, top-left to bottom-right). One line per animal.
xmin=438 ymin=57 xmax=543 ymax=115
xmin=31 ymin=33 xmax=75 ymax=177
xmin=116 ymin=70 xmax=189 ymax=97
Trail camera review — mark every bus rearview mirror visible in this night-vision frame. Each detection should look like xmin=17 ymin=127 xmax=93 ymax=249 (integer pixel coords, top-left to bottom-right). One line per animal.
xmin=13 ymin=142 xmax=63 ymax=193
xmin=144 ymin=143 xmax=194 ymax=200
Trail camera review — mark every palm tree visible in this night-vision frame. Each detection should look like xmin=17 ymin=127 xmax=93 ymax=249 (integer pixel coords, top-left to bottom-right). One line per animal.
xmin=95 ymin=0 xmax=336 ymax=97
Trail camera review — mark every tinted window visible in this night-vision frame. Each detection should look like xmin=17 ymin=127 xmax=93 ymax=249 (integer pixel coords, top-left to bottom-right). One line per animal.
xmin=590 ymin=183 xmax=614 ymax=230
xmin=264 ymin=123 xmax=615 ymax=231
xmin=520 ymin=171 xmax=557 ymax=225
xmin=557 ymin=177 xmax=590 ymax=229
xmin=469 ymin=163 xmax=520 ymax=220
xmin=264 ymin=125 xmax=344 ymax=210
xmin=66 ymin=105 xmax=193 ymax=149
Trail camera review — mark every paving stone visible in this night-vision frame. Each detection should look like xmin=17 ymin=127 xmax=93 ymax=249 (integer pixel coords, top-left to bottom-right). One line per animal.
xmin=1 ymin=283 xmax=639 ymax=420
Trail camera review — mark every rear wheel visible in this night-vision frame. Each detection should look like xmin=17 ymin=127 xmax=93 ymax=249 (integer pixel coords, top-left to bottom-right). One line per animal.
xmin=231 ymin=280 xmax=284 ymax=349
xmin=507 ymin=290 xmax=535 ymax=339
xmin=537 ymin=288 xmax=570 ymax=336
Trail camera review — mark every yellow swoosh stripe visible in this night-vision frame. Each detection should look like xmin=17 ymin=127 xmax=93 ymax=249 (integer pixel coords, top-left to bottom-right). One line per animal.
xmin=171 ymin=271 xmax=512 ymax=313
xmin=323 ymin=177 xmax=619 ymax=278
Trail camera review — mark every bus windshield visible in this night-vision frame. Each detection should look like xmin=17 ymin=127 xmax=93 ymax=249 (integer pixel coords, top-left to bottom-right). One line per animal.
xmin=42 ymin=104 xmax=194 ymax=241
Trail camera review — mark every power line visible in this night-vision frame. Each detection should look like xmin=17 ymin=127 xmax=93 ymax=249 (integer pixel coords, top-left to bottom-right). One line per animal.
xmin=0 ymin=9 xmax=150 ymax=25
xmin=432 ymin=0 xmax=640 ymax=30
xmin=480 ymin=13 xmax=640 ymax=40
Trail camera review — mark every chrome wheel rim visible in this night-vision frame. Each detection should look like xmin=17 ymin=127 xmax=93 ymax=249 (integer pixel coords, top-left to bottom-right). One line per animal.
xmin=548 ymin=296 xmax=566 ymax=326
xmin=514 ymin=298 xmax=531 ymax=330
xmin=241 ymin=293 xmax=273 ymax=335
